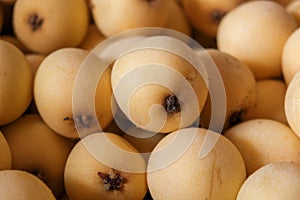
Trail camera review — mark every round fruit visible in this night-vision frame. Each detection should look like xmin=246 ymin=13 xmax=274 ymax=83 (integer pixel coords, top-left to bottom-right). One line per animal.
xmin=237 ymin=162 xmax=300 ymax=200
xmin=90 ymin=0 xmax=171 ymax=37
xmin=182 ymin=0 xmax=245 ymax=37
xmin=0 ymin=40 xmax=33 ymax=126
xmin=34 ymin=48 xmax=113 ymax=138
xmin=1 ymin=114 xmax=74 ymax=197
xmin=111 ymin=36 xmax=208 ymax=133
xmin=147 ymin=127 xmax=246 ymax=200
xmin=285 ymin=70 xmax=300 ymax=138
xmin=13 ymin=0 xmax=89 ymax=54
xmin=217 ymin=0 xmax=297 ymax=79
xmin=282 ymin=28 xmax=300 ymax=85
xmin=224 ymin=119 xmax=300 ymax=175
xmin=243 ymin=79 xmax=287 ymax=124
xmin=64 ymin=132 xmax=147 ymax=200
xmin=0 ymin=170 xmax=56 ymax=200
xmin=0 ymin=130 xmax=11 ymax=170
xmin=200 ymin=49 xmax=256 ymax=130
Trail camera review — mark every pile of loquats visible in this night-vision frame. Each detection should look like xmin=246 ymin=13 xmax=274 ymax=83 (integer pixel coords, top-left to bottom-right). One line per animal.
xmin=1 ymin=0 xmax=300 ymax=199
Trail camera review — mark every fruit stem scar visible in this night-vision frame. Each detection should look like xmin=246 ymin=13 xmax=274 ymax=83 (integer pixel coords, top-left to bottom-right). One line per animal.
xmin=211 ymin=10 xmax=226 ymax=24
xmin=98 ymin=170 xmax=125 ymax=191
xmin=28 ymin=14 xmax=43 ymax=31
xmin=163 ymin=94 xmax=181 ymax=114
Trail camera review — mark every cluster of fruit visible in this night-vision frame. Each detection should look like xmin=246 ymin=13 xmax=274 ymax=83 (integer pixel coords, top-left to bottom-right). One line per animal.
xmin=0 ymin=0 xmax=300 ymax=199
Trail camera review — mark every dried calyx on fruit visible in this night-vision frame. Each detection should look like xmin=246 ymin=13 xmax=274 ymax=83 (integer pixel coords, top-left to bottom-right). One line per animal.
xmin=163 ymin=94 xmax=181 ymax=114
xmin=98 ymin=169 xmax=125 ymax=191
xmin=28 ymin=14 xmax=43 ymax=31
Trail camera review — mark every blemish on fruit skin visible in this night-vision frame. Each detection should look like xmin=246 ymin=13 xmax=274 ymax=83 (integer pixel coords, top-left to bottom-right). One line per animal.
xmin=163 ymin=94 xmax=181 ymax=114
xmin=28 ymin=14 xmax=43 ymax=31
xmin=229 ymin=110 xmax=243 ymax=127
xmin=98 ymin=169 xmax=125 ymax=191
xmin=211 ymin=10 xmax=226 ymax=24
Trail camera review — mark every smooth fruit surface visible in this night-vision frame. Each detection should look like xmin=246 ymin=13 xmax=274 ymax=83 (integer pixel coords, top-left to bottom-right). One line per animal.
xmin=0 ymin=170 xmax=56 ymax=200
xmin=13 ymin=0 xmax=89 ymax=54
xmin=1 ymin=114 xmax=74 ymax=197
xmin=0 ymin=130 xmax=11 ymax=170
xmin=0 ymin=40 xmax=32 ymax=126
xmin=237 ymin=162 xmax=300 ymax=200
xmin=217 ymin=0 xmax=297 ymax=79
xmin=64 ymin=132 xmax=147 ymax=200
xmin=147 ymin=127 xmax=246 ymax=200
xmin=224 ymin=119 xmax=300 ymax=175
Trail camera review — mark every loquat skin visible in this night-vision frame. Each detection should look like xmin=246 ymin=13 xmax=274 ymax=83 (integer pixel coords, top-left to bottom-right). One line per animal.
xmin=224 ymin=119 xmax=300 ymax=176
xmin=0 ymin=40 xmax=33 ymax=126
xmin=64 ymin=132 xmax=147 ymax=200
xmin=0 ymin=170 xmax=56 ymax=200
xmin=90 ymin=0 xmax=171 ymax=37
xmin=237 ymin=162 xmax=300 ymax=200
xmin=285 ymin=70 xmax=300 ymax=138
xmin=34 ymin=48 xmax=113 ymax=138
xmin=182 ymin=0 xmax=245 ymax=37
xmin=199 ymin=49 xmax=256 ymax=131
xmin=0 ymin=130 xmax=11 ymax=170
xmin=147 ymin=127 xmax=246 ymax=200
xmin=13 ymin=0 xmax=90 ymax=54
xmin=217 ymin=0 xmax=297 ymax=79
xmin=1 ymin=114 xmax=75 ymax=197
xmin=243 ymin=79 xmax=287 ymax=124
xmin=282 ymin=27 xmax=300 ymax=85
xmin=112 ymin=43 xmax=208 ymax=133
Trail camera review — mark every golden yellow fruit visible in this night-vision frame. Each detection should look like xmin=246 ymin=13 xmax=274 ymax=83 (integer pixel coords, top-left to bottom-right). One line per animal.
xmin=285 ymin=70 xmax=300 ymax=138
xmin=34 ymin=48 xmax=113 ymax=138
xmin=0 ymin=40 xmax=33 ymax=126
xmin=200 ymin=49 xmax=256 ymax=130
xmin=147 ymin=127 xmax=246 ymax=200
xmin=90 ymin=0 xmax=171 ymax=37
xmin=1 ymin=114 xmax=74 ymax=197
xmin=282 ymin=28 xmax=300 ymax=85
xmin=0 ymin=130 xmax=11 ymax=170
xmin=224 ymin=119 xmax=300 ymax=175
xmin=217 ymin=0 xmax=297 ymax=79
xmin=0 ymin=170 xmax=56 ymax=200
xmin=112 ymin=37 xmax=208 ymax=133
xmin=182 ymin=0 xmax=245 ymax=37
xmin=243 ymin=79 xmax=287 ymax=124
xmin=64 ymin=132 xmax=147 ymax=200
xmin=13 ymin=0 xmax=89 ymax=54
xmin=237 ymin=162 xmax=300 ymax=200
